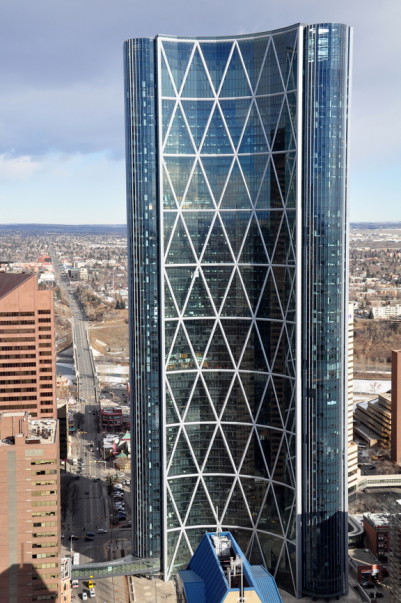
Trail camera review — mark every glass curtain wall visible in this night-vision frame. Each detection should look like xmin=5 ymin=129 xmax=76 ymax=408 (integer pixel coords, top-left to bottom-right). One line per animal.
xmin=301 ymin=23 xmax=351 ymax=597
xmin=158 ymin=27 xmax=299 ymax=594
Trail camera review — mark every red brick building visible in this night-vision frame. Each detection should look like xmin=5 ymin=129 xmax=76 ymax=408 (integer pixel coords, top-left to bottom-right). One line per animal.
xmin=0 ymin=273 xmax=56 ymax=418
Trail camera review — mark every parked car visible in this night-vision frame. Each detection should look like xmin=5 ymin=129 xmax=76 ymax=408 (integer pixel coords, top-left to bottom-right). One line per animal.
xmin=82 ymin=592 xmax=88 ymax=600
xmin=87 ymin=532 xmax=95 ymax=537
xmin=85 ymin=536 xmax=94 ymax=542
xmin=97 ymin=528 xmax=107 ymax=534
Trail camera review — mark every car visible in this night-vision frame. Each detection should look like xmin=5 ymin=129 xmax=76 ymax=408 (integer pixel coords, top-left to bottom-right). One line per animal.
xmin=85 ymin=490 xmax=89 ymax=495
xmin=89 ymin=587 xmax=96 ymax=598
xmin=71 ymin=535 xmax=79 ymax=540
xmin=71 ymin=579 xmax=79 ymax=588
xmin=87 ymin=532 xmax=95 ymax=537
xmin=88 ymin=580 xmax=94 ymax=589
xmin=82 ymin=592 xmax=88 ymax=601
xmin=85 ymin=536 xmax=94 ymax=541
xmin=97 ymin=528 xmax=107 ymax=534
xmin=118 ymin=472 xmax=125 ymax=478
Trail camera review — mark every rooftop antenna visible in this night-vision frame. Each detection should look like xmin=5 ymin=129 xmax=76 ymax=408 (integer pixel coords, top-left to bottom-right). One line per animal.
xmin=216 ymin=506 xmax=221 ymax=537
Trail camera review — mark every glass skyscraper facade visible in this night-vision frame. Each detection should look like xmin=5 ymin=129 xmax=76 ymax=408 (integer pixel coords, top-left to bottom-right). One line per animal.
xmin=124 ymin=22 xmax=351 ymax=598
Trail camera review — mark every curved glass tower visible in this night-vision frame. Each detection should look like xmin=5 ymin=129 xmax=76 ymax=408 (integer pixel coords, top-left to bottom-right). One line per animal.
xmin=125 ymin=22 xmax=351 ymax=598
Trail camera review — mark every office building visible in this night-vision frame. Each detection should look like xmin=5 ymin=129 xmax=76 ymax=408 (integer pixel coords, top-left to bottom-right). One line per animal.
xmin=391 ymin=349 xmax=401 ymax=463
xmin=0 ymin=412 xmax=60 ymax=601
xmin=125 ymin=23 xmax=351 ymax=598
xmin=348 ymin=304 xmax=358 ymax=491
xmin=0 ymin=273 xmax=56 ymax=418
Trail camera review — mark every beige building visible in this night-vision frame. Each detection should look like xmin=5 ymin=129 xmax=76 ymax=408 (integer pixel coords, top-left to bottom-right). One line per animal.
xmin=0 ymin=412 xmax=61 ymax=601
xmin=0 ymin=273 xmax=56 ymax=418
xmin=348 ymin=304 xmax=359 ymax=491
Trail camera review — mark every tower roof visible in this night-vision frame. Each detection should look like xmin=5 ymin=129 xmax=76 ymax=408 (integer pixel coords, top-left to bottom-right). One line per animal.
xmin=0 ymin=272 xmax=34 ymax=300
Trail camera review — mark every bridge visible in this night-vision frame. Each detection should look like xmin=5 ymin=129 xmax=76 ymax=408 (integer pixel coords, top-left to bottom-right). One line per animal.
xmin=71 ymin=555 xmax=160 ymax=580
xmin=358 ymin=474 xmax=401 ymax=490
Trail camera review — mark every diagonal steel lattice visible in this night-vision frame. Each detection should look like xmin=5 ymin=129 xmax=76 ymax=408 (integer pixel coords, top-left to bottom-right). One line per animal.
xmin=159 ymin=31 xmax=299 ymax=589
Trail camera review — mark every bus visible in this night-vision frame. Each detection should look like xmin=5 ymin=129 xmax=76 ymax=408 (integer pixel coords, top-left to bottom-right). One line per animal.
xmin=73 ymin=553 xmax=80 ymax=566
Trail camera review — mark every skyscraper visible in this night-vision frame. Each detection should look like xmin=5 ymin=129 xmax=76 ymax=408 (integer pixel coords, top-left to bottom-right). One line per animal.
xmin=0 ymin=273 xmax=56 ymax=418
xmin=125 ymin=22 xmax=351 ymax=598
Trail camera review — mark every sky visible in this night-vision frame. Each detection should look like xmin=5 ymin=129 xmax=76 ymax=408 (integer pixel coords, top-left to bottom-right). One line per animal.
xmin=1 ymin=0 xmax=400 ymax=224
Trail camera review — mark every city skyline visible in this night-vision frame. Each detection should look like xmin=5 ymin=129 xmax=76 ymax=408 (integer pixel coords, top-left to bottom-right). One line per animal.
xmin=1 ymin=0 xmax=401 ymax=224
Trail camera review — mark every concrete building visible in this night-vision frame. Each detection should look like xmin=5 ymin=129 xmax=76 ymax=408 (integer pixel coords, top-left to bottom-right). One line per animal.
xmin=125 ymin=23 xmax=352 ymax=598
xmin=348 ymin=304 xmax=359 ymax=491
xmin=391 ymin=350 xmax=401 ymax=463
xmin=0 ymin=273 xmax=56 ymax=418
xmin=354 ymin=392 xmax=391 ymax=445
xmin=0 ymin=412 xmax=60 ymax=601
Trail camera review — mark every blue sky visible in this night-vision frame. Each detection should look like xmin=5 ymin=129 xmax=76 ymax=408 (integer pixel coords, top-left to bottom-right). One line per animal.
xmin=1 ymin=0 xmax=400 ymax=223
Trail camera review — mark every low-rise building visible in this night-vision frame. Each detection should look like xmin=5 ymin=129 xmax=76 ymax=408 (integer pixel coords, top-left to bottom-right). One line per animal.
xmin=363 ymin=513 xmax=390 ymax=556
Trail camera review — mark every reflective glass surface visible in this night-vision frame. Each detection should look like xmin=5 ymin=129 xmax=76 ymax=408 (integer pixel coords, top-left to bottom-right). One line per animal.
xmin=160 ymin=28 xmax=299 ymax=590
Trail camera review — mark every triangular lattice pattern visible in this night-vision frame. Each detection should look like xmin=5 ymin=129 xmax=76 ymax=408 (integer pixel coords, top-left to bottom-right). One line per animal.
xmin=160 ymin=30 xmax=298 ymax=592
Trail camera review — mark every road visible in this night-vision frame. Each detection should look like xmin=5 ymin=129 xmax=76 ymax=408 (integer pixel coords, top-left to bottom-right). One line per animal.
xmin=51 ymin=250 xmax=132 ymax=601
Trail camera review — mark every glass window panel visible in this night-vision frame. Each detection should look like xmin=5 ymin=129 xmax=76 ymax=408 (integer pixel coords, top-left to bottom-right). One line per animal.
xmin=162 ymin=41 xmax=194 ymax=92
xmin=166 ymin=216 xmax=196 ymax=264
xmin=184 ymin=376 xmax=216 ymax=422
xmin=238 ymin=37 xmax=269 ymax=92
xmin=202 ymin=217 xmax=234 ymax=264
xmin=182 ymin=212 xmax=214 ymax=257
xmin=202 ymin=266 xmax=234 ymax=311
xmin=221 ymin=423 xmax=252 ymax=468
xmin=219 ymin=99 xmax=252 ymax=149
xmin=204 ymin=324 xmax=234 ymax=370
xmin=256 ymin=42 xmax=284 ymax=95
xmin=238 ymin=102 xmax=269 ymax=154
xmin=167 ymin=325 xmax=196 ymax=370
xmin=220 ymin=46 xmax=251 ymax=98
xmin=184 ymin=319 xmax=215 ymax=365
xmin=186 ymin=481 xmax=216 ymax=525
xmin=164 ymin=105 xmax=195 ymax=154
xmin=167 ymin=373 xmax=197 ymax=418
xmin=240 ymin=324 xmax=269 ymax=372
xmin=181 ymin=100 xmax=214 ymax=150
xmin=238 ymin=155 xmax=269 ymax=203
xmin=221 ymin=319 xmax=251 ymax=365
xmin=240 ymin=430 xmax=269 ymax=478
xmin=203 ymin=429 xmax=236 ymax=474
xmin=221 ymin=376 xmax=252 ymax=423
xmin=220 ymin=211 xmax=251 ymax=259
xmin=184 ymin=273 xmax=214 ymax=317
xmin=183 ymin=161 xmax=214 ymax=209
xmin=166 ymin=266 xmax=195 ymax=312
xmin=164 ymin=157 xmax=195 ymax=203
xmin=184 ymin=423 xmax=215 ymax=466
xmin=220 ymin=161 xmax=252 ymax=210
xmin=222 ymin=480 xmax=253 ymax=527
xmin=202 ymin=371 xmax=235 ymax=417
xmin=169 ymin=430 xmax=198 ymax=476
xmin=238 ymin=217 xmax=268 ymax=264
xmin=202 ymin=156 xmax=233 ymax=203
xmin=200 ymin=105 xmax=233 ymax=154
xmin=162 ymin=99 xmax=177 ymax=144
xmin=181 ymin=47 xmax=214 ymax=98
xmin=220 ymin=269 xmax=251 ymax=317
xmin=200 ymin=41 xmax=233 ymax=93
